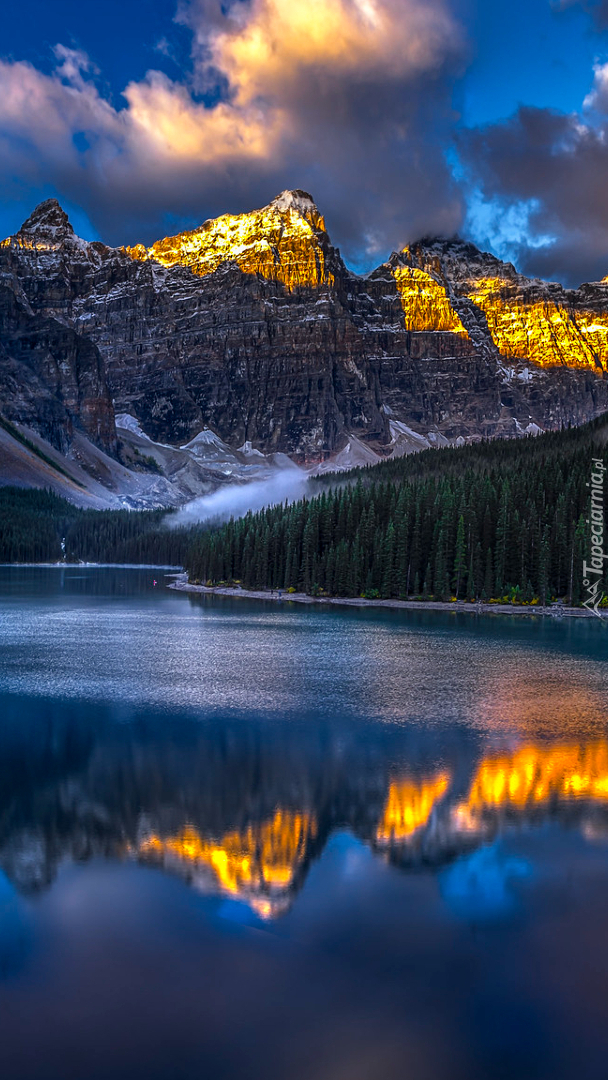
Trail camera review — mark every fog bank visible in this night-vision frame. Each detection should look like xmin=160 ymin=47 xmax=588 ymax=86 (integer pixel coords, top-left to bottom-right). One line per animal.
xmin=172 ymin=470 xmax=310 ymax=527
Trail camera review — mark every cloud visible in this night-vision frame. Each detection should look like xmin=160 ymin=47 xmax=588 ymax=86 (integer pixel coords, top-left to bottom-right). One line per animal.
xmin=583 ymin=60 xmax=608 ymax=111
xmin=172 ymin=469 xmax=308 ymax=527
xmin=554 ymin=0 xmax=608 ymax=30
xmin=460 ymin=94 xmax=608 ymax=286
xmin=0 ymin=0 xmax=466 ymax=262
xmin=457 ymin=0 xmax=608 ymax=285
xmin=184 ymin=0 xmax=458 ymax=87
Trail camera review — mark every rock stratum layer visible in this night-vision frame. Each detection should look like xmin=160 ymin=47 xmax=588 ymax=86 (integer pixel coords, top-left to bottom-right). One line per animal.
xmin=1 ymin=190 xmax=608 ymax=476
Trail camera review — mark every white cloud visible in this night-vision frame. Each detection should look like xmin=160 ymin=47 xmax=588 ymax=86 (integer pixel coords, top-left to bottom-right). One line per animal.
xmin=584 ymin=60 xmax=608 ymax=111
xmin=0 ymin=0 xmax=466 ymax=256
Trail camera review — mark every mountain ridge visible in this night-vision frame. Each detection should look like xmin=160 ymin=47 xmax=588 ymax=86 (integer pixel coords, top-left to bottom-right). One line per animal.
xmin=1 ymin=189 xmax=608 ymax=504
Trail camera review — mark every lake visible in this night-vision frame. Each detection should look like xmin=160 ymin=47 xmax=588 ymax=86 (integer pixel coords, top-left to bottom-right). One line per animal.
xmin=1 ymin=566 xmax=607 ymax=1080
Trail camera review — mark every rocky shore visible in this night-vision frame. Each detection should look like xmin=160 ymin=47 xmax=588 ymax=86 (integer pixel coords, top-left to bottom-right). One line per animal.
xmin=167 ymin=575 xmax=606 ymax=619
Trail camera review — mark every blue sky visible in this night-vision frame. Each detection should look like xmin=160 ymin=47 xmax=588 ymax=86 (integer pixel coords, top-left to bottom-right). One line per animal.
xmin=2 ymin=0 xmax=608 ymax=283
xmin=460 ymin=0 xmax=600 ymax=125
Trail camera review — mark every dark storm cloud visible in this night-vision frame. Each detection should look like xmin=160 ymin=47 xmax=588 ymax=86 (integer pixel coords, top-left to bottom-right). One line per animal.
xmin=0 ymin=0 xmax=468 ymax=266
xmin=460 ymin=102 xmax=608 ymax=286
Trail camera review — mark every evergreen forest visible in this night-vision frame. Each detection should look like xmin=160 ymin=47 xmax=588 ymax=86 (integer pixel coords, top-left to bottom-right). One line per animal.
xmin=186 ymin=416 xmax=608 ymax=606
xmin=0 ymin=487 xmax=192 ymax=566
xmin=2 ymin=415 xmax=607 ymax=608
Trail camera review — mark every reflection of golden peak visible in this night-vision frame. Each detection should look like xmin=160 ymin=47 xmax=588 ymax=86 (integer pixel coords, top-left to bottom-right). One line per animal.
xmin=138 ymin=810 xmax=316 ymax=918
xmin=377 ymin=772 xmax=451 ymax=843
xmin=455 ymin=740 xmax=608 ymax=826
xmin=126 ymin=191 xmax=332 ymax=291
xmin=392 ymin=265 xmax=468 ymax=336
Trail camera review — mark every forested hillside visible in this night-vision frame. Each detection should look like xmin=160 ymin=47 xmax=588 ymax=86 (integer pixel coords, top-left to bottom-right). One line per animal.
xmin=3 ymin=416 xmax=607 ymax=607
xmin=187 ymin=417 xmax=608 ymax=606
xmin=0 ymin=487 xmax=192 ymax=565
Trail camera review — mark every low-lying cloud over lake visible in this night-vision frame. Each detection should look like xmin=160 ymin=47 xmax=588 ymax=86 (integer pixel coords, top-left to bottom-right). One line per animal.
xmin=171 ymin=470 xmax=310 ymax=527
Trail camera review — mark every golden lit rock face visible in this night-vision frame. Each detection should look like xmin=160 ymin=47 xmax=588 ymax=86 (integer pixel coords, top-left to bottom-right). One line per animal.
xmin=376 ymin=772 xmax=451 ymax=843
xmin=454 ymin=741 xmax=608 ymax=829
xmin=1 ymin=237 xmax=46 ymax=252
xmin=392 ymin=266 xmax=468 ymax=336
xmin=138 ymin=809 xmax=315 ymax=917
xmin=465 ymin=277 xmax=608 ymax=371
xmin=126 ymin=190 xmax=333 ymax=291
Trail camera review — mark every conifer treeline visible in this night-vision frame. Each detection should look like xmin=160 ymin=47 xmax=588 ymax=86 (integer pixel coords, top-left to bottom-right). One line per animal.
xmin=187 ymin=418 xmax=608 ymax=605
xmin=0 ymin=487 xmax=192 ymax=565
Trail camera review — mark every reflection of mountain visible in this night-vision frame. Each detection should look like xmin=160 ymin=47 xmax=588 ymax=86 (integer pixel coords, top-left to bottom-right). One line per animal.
xmin=375 ymin=741 xmax=608 ymax=871
xmin=376 ymin=774 xmax=451 ymax=843
xmin=138 ymin=812 xmax=317 ymax=919
xmin=2 ymin=700 xmax=608 ymax=916
xmin=453 ymin=741 xmax=608 ymax=829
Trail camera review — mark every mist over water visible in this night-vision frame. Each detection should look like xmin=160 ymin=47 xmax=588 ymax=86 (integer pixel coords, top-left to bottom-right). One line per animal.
xmin=171 ymin=470 xmax=310 ymax=527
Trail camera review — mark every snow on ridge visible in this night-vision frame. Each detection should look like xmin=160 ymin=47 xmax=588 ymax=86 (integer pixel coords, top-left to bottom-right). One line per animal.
xmin=180 ymin=428 xmax=230 ymax=452
xmin=270 ymin=190 xmax=317 ymax=216
xmin=237 ymin=440 xmax=265 ymax=458
xmin=514 ymin=419 xmax=544 ymax=436
xmin=389 ymin=420 xmax=430 ymax=447
xmin=115 ymin=413 xmax=153 ymax=441
xmin=311 ymin=435 xmax=382 ymax=474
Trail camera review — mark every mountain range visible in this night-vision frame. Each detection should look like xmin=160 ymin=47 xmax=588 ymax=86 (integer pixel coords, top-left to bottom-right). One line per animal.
xmin=1 ymin=189 xmax=608 ymax=506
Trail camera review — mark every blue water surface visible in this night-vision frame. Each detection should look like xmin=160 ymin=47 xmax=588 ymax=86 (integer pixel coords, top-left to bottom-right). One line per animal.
xmin=0 ymin=566 xmax=607 ymax=1080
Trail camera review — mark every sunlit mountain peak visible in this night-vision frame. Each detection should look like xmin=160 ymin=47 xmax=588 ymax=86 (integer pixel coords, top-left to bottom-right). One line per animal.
xmin=125 ymin=189 xmax=332 ymax=290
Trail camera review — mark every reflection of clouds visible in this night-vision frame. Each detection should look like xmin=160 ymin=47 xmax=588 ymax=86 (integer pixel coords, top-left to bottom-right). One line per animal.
xmin=472 ymin=667 xmax=608 ymax=739
xmin=348 ymin=618 xmax=608 ymax=733
xmin=0 ymin=869 xmax=31 ymax=976
xmin=439 ymin=844 xmax=530 ymax=918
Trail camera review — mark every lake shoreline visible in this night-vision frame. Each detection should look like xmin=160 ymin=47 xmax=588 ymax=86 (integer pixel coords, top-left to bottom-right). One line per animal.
xmin=168 ymin=575 xmax=606 ymax=620
xmin=0 ymin=562 xmax=182 ymax=569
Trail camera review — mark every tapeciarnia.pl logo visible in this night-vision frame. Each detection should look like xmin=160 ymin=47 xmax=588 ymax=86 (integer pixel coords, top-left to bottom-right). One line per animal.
xmin=583 ymin=457 xmax=607 ymax=617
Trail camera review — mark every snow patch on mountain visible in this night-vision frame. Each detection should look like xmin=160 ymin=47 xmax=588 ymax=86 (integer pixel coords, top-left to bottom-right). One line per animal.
xmin=115 ymin=413 xmax=153 ymax=441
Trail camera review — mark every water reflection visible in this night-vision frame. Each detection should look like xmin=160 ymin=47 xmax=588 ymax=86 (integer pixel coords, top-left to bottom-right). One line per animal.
xmin=458 ymin=741 xmax=608 ymax=819
xmin=3 ymin=572 xmax=608 ymax=1080
xmin=3 ymin=696 xmax=608 ymax=918
xmin=138 ymin=813 xmax=317 ymax=919
xmin=376 ymin=773 xmax=451 ymax=843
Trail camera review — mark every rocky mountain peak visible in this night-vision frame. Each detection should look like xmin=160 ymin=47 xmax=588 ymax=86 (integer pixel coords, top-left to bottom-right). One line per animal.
xmin=271 ymin=188 xmax=315 ymax=207
xmin=126 ymin=188 xmax=333 ymax=290
xmin=18 ymin=198 xmax=73 ymax=237
xmin=397 ymin=236 xmax=608 ymax=372
xmin=268 ymin=189 xmax=327 ymax=238
xmin=397 ymin=237 xmax=512 ymax=289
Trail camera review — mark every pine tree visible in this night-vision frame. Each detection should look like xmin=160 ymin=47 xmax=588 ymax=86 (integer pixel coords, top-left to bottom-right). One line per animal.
xmin=538 ymin=525 xmax=551 ymax=606
xmin=453 ymin=514 xmax=467 ymax=599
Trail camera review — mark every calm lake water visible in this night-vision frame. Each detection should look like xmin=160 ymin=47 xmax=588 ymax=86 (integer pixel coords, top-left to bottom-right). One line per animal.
xmin=1 ymin=567 xmax=608 ymax=1080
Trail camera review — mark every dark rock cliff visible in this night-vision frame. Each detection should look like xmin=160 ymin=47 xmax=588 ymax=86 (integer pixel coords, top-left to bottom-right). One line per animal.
xmin=1 ymin=192 xmax=607 ymax=460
